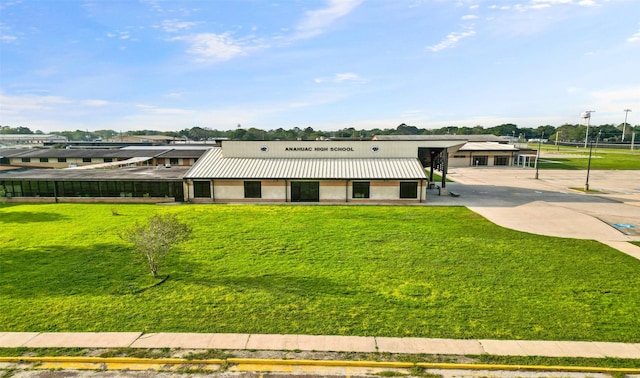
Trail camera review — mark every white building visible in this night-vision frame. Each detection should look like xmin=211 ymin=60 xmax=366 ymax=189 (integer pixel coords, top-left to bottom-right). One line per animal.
xmin=0 ymin=134 xmax=68 ymax=146
xmin=183 ymin=140 xmax=462 ymax=203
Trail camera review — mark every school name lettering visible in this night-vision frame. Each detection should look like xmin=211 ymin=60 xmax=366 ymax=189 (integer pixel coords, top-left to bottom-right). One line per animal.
xmin=284 ymin=147 xmax=355 ymax=152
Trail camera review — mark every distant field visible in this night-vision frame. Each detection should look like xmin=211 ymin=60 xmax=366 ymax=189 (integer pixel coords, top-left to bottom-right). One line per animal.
xmin=1 ymin=203 xmax=639 ymax=342
xmin=538 ymin=146 xmax=640 ymax=170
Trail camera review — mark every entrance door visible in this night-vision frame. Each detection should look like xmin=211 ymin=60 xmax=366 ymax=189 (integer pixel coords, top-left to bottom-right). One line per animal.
xmin=291 ymin=181 xmax=319 ymax=202
xmin=473 ymin=156 xmax=488 ymax=166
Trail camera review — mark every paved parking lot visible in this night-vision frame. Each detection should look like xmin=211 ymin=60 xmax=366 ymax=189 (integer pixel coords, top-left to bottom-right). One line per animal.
xmin=427 ymin=168 xmax=640 ymax=248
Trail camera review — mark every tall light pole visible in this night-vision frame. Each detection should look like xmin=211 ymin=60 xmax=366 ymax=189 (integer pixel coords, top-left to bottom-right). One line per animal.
xmin=622 ymin=109 xmax=632 ymax=142
xmin=535 ymin=131 xmax=544 ymax=180
xmin=582 ymin=110 xmax=595 ymax=148
xmin=585 ymin=136 xmax=594 ymax=192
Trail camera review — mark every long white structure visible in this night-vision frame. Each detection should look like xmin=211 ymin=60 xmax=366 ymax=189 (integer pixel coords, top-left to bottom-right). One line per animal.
xmin=183 ymin=140 xmax=462 ymax=203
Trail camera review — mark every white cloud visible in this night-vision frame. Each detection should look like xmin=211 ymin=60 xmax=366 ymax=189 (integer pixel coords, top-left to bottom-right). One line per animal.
xmin=173 ymin=33 xmax=246 ymax=62
xmin=314 ymin=72 xmax=366 ymax=84
xmin=165 ymin=0 xmax=362 ymax=63
xmin=140 ymin=0 xmax=166 ymax=13
xmin=136 ymin=103 xmax=192 ymax=115
xmin=160 ymin=19 xmax=199 ymax=33
xmin=0 ymin=92 xmax=71 ymax=115
xmin=293 ymin=0 xmax=363 ymax=40
xmin=106 ymin=31 xmax=131 ymax=40
xmin=461 ymin=14 xmax=478 ymax=20
xmin=628 ymin=29 xmax=640 ymax=43
xmin=589 ymin=87 xmax=640 ymax=107
xmin=0 ymin=34 xmax=17 ymax=43
xmin=469 ymin=5 xmax=480 ymax=10
xmin=527 ymin=0 xmax=600 ymax=10
xmin=530 ymin=4 xmax=551 ymax=9
xmin=0 ymin=22 xmax=17 ymax=43
xmin=335 ymin=72 xmax=361 ymax=82
xmin=83 ymin=100 xmax=110 ymax=107
xmin=427 ymin=28 xmax=476 ymax=52
xmin=530 ymin=0 xmax=572 ymax=5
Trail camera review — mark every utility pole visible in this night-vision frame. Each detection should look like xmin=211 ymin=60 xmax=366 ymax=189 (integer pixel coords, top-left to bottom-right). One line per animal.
xmin=622 ymin=109 xmax=632 ymax=142
xmin=582 ymin=111 xmax=595 ymax=148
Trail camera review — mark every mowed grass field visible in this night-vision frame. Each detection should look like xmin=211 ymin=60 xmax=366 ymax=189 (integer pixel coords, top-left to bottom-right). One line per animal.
xmin=538 ymin=145 xmax=640 ymax=170
xmin=1 ymin=203 xmax=639 ymax=342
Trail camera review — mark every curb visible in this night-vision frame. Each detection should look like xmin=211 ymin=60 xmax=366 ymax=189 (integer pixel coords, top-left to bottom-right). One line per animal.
xmin=2 ymin=356 xmax=640 ymax=375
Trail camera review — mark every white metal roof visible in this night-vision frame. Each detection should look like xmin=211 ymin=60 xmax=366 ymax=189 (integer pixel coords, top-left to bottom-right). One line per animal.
xmin=185 ymin=148 xmax=427 ymax=180
xmin=459 ymin=142 xmax=518 ymax=151
xmin=66 ymin=156 xmax=153 ymax=169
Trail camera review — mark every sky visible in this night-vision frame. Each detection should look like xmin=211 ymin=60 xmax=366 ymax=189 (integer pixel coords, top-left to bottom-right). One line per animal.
xmin=1 ymin=0 xmax=639 ymax=133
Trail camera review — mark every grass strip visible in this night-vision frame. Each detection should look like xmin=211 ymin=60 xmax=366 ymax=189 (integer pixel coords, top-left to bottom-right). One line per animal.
xmin=1 ymin=348 xmax=639 ymax=369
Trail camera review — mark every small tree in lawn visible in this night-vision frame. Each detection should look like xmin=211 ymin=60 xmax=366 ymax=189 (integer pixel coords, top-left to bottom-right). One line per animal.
xmin=122 ymin=214 xmax=191 ymax=278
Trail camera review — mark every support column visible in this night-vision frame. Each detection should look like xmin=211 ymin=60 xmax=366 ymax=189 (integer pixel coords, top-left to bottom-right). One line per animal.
xmin=441 ymin=149 xmax=448 ymax=189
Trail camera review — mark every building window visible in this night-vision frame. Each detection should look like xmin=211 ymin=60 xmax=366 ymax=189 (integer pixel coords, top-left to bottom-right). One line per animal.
xmin=104 ymin=158 xmax=113 ymax=163
xmin=400 ymin=182 xmax=418 ymax=199
xmin=193 ymin=181 xmax=211 ymax=198
xmin=494 ymin=156 xmax=509 ymax=166
xmin=58 ymin=158 xmax=67 ymax=163
xmin=170 ymin=158 xmax=179 ymax=165
xmin=244 ymin=181 xmax=262 ymax=198
xmin=82 ymin=158 xmax=92 ymax=163
xmin=39 ymin=158 xmax=49 ymax=163
xmin=352 ymin=181 xmax=370 ymax=198
xmin=21 ymin=158 xmax=31 ymax=163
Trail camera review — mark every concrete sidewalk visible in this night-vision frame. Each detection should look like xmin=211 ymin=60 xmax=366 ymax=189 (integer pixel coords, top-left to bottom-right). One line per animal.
xmin=1 ymin=332 xmax=639 ymax=358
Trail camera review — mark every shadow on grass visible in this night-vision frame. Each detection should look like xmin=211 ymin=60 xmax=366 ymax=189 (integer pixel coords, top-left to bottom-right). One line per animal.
xmin=0 ymin=211 xmax=69 ymax=223
xmin=0 ymin=243 xmax=162 ymax=297
xmin=1 ymin=243 xmax=346 ymax=300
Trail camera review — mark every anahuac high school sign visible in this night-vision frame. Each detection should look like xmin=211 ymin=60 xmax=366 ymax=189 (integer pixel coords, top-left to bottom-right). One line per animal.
xmin=284 ymin=147 xmax=355 ymax=152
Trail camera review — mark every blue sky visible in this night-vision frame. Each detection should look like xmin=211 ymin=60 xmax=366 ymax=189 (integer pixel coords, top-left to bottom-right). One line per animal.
xmin=1 ymin=0 xmax=639 ymax=132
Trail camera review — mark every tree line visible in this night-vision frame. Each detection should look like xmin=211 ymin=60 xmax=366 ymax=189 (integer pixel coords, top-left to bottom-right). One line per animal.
xmin=1 ymin=122 xmax=637 ymax=143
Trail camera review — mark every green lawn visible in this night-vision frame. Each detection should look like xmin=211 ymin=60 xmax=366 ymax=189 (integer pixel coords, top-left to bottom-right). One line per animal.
xmin=1 ymin=203 xmax=639 ymax=342
xmin=538 ymin=146 xmax=640 ymax=170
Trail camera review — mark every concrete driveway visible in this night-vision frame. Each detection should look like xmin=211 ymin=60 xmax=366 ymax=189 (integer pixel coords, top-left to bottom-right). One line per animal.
xmin=427 ymin=168 xmax=640 ymax=254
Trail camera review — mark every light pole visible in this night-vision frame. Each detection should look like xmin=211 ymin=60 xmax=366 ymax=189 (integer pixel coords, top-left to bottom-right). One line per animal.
xmin=585 ymin=136 xmax=594 ymax=191
xmin=622 ymin=109 xmax=632 ymax=142
xmin=535 ymin=131 xmax=544 ymax=180
xmin=582 ymin=110 xmax=595 ymax=148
